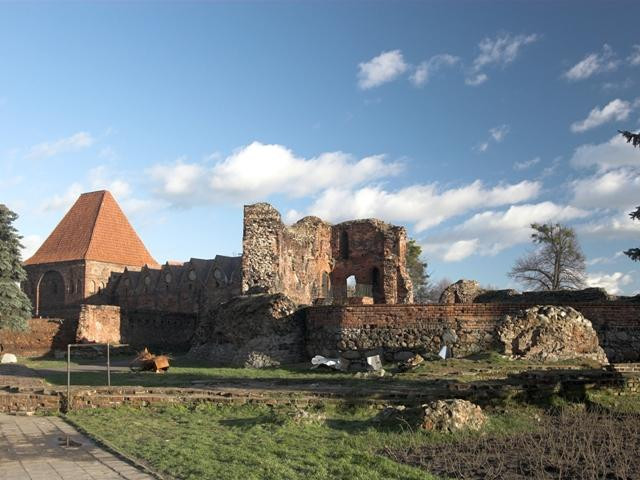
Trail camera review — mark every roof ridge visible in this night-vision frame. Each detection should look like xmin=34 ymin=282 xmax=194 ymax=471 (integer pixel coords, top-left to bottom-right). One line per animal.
xmin=84 ymin=190 xmax=107 ymax=259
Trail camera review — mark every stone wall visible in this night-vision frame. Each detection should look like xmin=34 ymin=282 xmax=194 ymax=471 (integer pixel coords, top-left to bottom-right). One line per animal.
xmin=305 ymin=303 xmax=640 ymax=363
xmin=241 ymin=203 xmax=413 ymax=305
xmin=0 ymin=318 xmax=78 ymax=356
xmin=76 ymin=304 xmax=122 ymax=344
xmin=189 ymin=293 xmax=306 ymax=367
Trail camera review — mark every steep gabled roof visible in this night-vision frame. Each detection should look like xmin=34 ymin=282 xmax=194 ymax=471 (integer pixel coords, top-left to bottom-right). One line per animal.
xmin=24 ymin=190 xmax=159 ymax=267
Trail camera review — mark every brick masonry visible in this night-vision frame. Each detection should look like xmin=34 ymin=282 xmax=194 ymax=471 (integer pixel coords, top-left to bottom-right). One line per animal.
xmin=305 ymin=303 xmax=640 ymax=362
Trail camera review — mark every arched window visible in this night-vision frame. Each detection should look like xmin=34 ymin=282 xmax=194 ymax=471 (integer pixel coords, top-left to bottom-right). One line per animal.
xmin=89 ymin=280 xmax=96 ymax=294
xmin=346 ymin=275 xmax=356 ymax=297
xmin=340 ymin=230 xmax=350 ymax=259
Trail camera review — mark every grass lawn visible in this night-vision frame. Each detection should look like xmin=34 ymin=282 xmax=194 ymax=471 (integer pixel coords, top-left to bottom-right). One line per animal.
xmin=66 ymin=402 xmax=537 ymax=480
xmin=24 ymin=352 xmax=602 ymax=389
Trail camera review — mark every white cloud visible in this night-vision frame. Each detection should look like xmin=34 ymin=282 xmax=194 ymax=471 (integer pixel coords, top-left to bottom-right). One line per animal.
xmin=300 ymin=179 xmax=541 ymax=232
xmin=475 ymin=124 xmax=509 ymax=152
xmin=577 ymin=211 xmax=640 ymax=239
xmin=149 ymin=141 xmax=403 ymax=206
xmin=20 ymin=234 xmax=43 ymax=261
xmin=585 ymin=271 xmax=632 ymax=295
xmin=410 ymin=54 xmax=460 ymax=87
xmin=357 ymin=50 xmax=408 ymax=89
xmin=443 ymin=239 xmax=479 ymax=262
xmin=422 ymin=202 xmax=589 ymax=262
xmin=570 ymin=99 xmax=632 ymax=133
xmin=465 ymin=73 xmax=488 ymax=86
xmin=570 ymin=134 xmax=640 ymax=170
xmin=628 ymin=45 xmax=640 ymax=66
xmin=564 ymin=44 xmax=619 ymax=81
xmin=39 ymin=165 xmax=153 ymax=217
xmin=26 ymin=132 xmax=94 ymax=160
xmin=514 ymin=157 xmax=540 ymax=171
xmin=466 ymin=33 xmax=539 ymax=85
xmin=490 ymin=124 xmax=510 ymax=142
xmin=571 ymin=168 xmax=640 ymax=211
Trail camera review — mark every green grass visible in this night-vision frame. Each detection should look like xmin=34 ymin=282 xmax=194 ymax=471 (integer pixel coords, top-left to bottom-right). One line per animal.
xmin=66 ymin=402 xmax=538 ymax=480
xmin=24 ymin=352 xmax=600 ymax=389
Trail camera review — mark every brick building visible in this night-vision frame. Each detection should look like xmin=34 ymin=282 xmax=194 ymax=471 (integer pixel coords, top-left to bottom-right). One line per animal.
xmin=22 ymin=190 xmax=159 ymax=317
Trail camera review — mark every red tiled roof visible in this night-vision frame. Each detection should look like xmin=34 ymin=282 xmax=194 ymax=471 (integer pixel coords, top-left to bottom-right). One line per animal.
xmin=24 ymin=190 xmax=159 ymax=267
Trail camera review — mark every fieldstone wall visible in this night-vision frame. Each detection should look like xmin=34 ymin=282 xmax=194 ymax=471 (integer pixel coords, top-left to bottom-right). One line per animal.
xmin=189 ymin=293 xmax=305 ymax=367
xmin=241 ymin=203 xmax=413 ymax=305
xmin=305 ymin=303 xmax=640 ymax=363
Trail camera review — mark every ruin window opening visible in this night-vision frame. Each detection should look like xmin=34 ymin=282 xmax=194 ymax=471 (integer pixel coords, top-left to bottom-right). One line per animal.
xmin=346 ymin=275 xmax=356 ymax=297
xmin=340 ymin=230 xmax=350 ymax=259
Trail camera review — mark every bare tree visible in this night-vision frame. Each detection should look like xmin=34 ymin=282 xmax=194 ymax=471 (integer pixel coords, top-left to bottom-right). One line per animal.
xmin=509 ymin=223 xmax=586 ymax=291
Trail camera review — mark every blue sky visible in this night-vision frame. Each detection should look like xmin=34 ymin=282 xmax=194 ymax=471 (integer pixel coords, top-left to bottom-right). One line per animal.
xmin=2 ymin=1 xmax=640 ymax=294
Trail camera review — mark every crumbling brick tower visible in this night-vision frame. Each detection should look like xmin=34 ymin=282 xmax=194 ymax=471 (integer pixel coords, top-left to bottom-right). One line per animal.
xmin=22 ymin=190 xmax=159 ymax=317
xmin=241 ymin=203 xmax=413 ymax=305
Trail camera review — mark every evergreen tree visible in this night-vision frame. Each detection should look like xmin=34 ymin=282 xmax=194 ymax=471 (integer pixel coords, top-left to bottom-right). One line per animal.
xmin=618 ymin=130 xmax=640 ymax=262
xmin=0 ymin=204 xmax=31 ymax=330
xmin=405 ymin=239 xmax=430 ymax=302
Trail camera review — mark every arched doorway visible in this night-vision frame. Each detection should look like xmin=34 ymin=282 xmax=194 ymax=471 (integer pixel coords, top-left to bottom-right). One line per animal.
xmin=36 ymin=270 xmax=65 ymax=316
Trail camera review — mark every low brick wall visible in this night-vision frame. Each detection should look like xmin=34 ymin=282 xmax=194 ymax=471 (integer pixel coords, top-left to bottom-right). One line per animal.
xmin=305 ymin=303 xmax=640 ymax=362
xmin=0 ymin=318 xmax=78 ymax=357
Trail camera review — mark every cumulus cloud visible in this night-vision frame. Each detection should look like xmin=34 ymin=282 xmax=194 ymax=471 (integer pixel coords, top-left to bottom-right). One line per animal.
xmin=571 ymin=168 xmax=640 ymax=211
xmin=422 ymin=202 xmax=589 ymax=262
xmin=585 ymin=271 xmax=632 ymax=295
xmin=149 ymin=141 xmax=403 ymax=206
xmin=514 ymin=157 xmax=540 ymax=171
xmin=628 ymin=45 xmax=640 ymax=66
xmin=570 ymin=134 xmax=640 ymax=170
xmin=564 ymin=44 xmax=619 ymax=81
xmin=443 ymin=239 xmax=479 ymax=262
xmin=26 ymin=132 xmax=94 ymax=160
xmin=466 ymin=33 xmax=539 ymax=85
xmin=577 ymin=211 xmax=640 ymax=239
xmin=410 ymin=54 xmax=460 ymax=87
xmin=297 ymin=179 xmax=540 ymax=232
xmin=357 ymin=50 xmax=408 ymax=89
xmin=570 ymin=99 xmax=632 ymax=133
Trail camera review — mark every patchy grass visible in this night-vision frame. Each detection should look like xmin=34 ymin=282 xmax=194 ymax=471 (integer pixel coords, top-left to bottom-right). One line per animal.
xmin=66 ymin=402 xmax=538 ymax=480
xmin=24 ymin=352 xmax=601 ymax=389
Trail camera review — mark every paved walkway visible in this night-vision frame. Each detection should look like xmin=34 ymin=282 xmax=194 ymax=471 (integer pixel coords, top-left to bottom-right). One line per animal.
xmin=0 ymin=414 xmax=156 ymax=480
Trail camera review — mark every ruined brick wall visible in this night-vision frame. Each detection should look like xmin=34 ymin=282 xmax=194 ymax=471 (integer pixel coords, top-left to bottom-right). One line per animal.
xmin=242 ymin=203 xmax=413 ymax=305
xmin=305 ymin=303 xmax=640 ymax=363
xmin=242 ymin=203 xmax=332 ymax=305
xmin=329 ymin=220 xmax=412 ymax=304
xmin=75 ymin=304 xmax=121 ymax=344
xmin=106 ymin=257 xmax=241 ymax=316
xmin=0 ymin=318 xmax=78 ymax=356
xmin=120 ymin=310 xmax=197 ymax=352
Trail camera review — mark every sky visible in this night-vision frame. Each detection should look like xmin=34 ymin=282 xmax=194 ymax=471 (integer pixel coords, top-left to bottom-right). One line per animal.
xmin=2 ymin=1 xmax=640 ymax=295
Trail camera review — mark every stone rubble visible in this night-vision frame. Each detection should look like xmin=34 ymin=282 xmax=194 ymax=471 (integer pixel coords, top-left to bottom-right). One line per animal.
xmin=419 ymin=399 xmax=487 ymax=433
xmin=498 ymin=305 xmax=608 ymax=364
